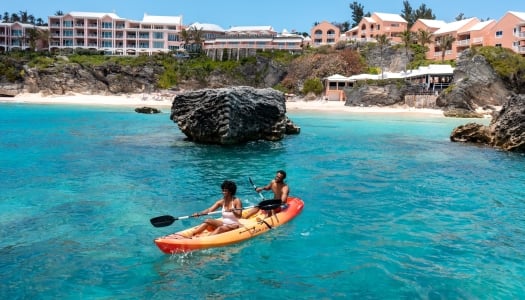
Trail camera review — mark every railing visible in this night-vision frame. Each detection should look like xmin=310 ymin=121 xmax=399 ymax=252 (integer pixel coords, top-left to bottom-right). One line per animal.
xmin=472 ymin=37 xmax=484 ymax=44
xmin=456 ymin=39 xmax=470 ymax=46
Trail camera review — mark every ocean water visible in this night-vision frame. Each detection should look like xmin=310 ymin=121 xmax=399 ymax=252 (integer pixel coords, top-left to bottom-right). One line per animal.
xmin=1 ymin=102 xmax=524 ymax=299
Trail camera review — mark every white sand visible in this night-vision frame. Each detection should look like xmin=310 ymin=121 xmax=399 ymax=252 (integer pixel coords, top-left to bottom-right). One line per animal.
xmin=0 ymin=92 xmax=173 ymax=109
xmin=0 ymin=92 xmax=447 ymax=116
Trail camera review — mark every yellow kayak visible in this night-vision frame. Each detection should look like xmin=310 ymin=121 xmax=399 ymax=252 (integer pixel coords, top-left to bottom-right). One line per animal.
xmin=154 ymin=197 xmax=304 ymax=254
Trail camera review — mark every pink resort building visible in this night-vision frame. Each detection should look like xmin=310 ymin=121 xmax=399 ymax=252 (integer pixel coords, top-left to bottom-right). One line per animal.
xmin=47 ymin=12 xmax=185 ymax=55
xmin=202 ymin=25 xmax=305 ymax=61
xmin=345 ymin=13 xmax=408 ymax=44
xmin=311 ymin=21 xmax=341 ymax=46
xmin=0 ymin=22 xmax=47 ymax=52
xmin=1 ymin=9 xmax=524 ymax=60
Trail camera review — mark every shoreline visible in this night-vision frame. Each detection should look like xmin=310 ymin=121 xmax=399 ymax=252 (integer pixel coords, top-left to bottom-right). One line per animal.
xmin=0 ymin=92 xmax=450 ymax=116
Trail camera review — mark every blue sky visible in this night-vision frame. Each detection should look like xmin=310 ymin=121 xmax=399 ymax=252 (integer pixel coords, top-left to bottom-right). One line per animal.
xmin=2 ymin=0 xmax=524 ymax=33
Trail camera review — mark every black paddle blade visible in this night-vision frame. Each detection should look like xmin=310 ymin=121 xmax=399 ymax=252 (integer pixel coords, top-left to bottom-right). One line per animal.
xmin=257 ymin=199 xmax=282 ymax=211
xmin=150 ymin=215 xmax=176 ymax=227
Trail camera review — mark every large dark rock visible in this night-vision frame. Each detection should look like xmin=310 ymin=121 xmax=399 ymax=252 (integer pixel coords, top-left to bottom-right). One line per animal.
xmin=135 ymin=106 xmax=161 ymax=114
xmin=170 ymin=86 xmax=300 ymax=144
xmin=451 ymin=94 xmax=525 ymax=152
xmin=345 ymin=83 xmax=406 ymax=107
xmin=437 ymin=49 xmax=511 ymax=110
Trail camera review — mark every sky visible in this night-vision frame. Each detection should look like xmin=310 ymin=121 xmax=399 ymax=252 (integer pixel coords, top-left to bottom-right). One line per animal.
xmin=2 ymin=0 xmax=524 ymax=33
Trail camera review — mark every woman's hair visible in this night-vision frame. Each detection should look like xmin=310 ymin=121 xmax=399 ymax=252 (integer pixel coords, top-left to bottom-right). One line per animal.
xmin=221 ymin=180 xmax=237 ymax=195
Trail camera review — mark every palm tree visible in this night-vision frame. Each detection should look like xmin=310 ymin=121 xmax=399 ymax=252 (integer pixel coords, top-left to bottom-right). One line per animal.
xmin=18 ymin=10 xmax=29 ymax=23
xmin=400 ymin=29 xmax=413 ymax=70
xmin=416 ymin=29 xmax=432 ymax=48
xmin=437 ymin=35 xmax=455 ymax=62
xmin=376 ymin=34 xmax=389 ymax=79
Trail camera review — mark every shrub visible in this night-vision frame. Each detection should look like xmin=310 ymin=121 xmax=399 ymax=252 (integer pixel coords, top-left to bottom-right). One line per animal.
xmin=302 ymin=77 xmax=323 ymax=95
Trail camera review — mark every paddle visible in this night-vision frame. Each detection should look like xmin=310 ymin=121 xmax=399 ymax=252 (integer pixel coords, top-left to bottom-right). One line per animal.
xmin=150 ymin=200 xmax=283 ymax=228
xmin=249 ymin=177 xmax=265 ymax=200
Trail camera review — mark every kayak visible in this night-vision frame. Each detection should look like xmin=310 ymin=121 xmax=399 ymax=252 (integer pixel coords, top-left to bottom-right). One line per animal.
xmin=154 ymin=196 xmax=304 ymax=254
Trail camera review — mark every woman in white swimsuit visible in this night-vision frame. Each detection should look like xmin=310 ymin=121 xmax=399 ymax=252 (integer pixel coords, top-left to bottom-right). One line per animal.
xmin=187 ymin=180 xmax=243 ymax=237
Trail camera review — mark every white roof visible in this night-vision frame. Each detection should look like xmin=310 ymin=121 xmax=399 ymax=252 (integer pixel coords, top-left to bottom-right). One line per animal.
xmin=433 ymin=18 xmax=477 ymax=35
xmin=324 ymin=74 xmax=352 ymax=82
xmin=508 ymin=11 xmax=525 ymax=21
xmin=68 ymin=11 xmax=123 ymax=19
xmin=460 ymin=20 xmax=495 ymax=33
xmin=363 ymin=17 xmax=376 ymax=24
xmin=417 ymin=19 xmax=447 ymax=29
xmin=374 ymin=13 xmax=407 ymax=23
xmin=142 ymin=13 xmax=182 ymax=24
xmin=325 ymin=64 xmax=454 ymax=82
xmin=188 ymin=22 xmax=225 ymax=32
xmin=228 ymin=26 xmax=275 ymax=33
xmin=403 ymin=64 xmax=454 ymax=78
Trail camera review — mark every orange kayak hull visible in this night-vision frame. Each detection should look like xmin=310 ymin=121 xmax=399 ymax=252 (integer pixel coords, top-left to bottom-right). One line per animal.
xmin=154 ymin=197 xmax=304 ymax=254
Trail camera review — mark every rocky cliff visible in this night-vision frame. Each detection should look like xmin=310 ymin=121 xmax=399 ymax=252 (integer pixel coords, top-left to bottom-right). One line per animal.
xmin=437 ymin=49 xmax=511 ymax=111
xmin=451 ymin=93 xmax=525 ymax=152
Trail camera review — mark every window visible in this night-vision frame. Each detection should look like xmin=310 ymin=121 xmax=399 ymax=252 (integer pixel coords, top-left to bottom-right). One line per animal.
xmin=154 ymin=32 xmax=163 ymax=39
xmin=102 ymin=41 xmax=112 ymax=47
xmin=102 ymin=31 xmax=112 ymax=38
xmin=102 ymin=22 xmax=113 ymax=29
xmin=495 ymin=30 xmax=503 ymax=38
xmin=168 ymin=34 xmax=179 ymax=41
xmin=153 ymin=41 xmax=164 ymax=48
xmin=63 ymin=20 xmax=73 ymax=28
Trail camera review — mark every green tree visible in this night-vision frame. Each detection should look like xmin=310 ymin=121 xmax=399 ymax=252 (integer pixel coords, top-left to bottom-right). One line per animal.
xmin=302 ymin=78 xmax=324 ymax=96
xmin=437 ymin=35 xmax=455 ymax=62
xmin=413 ymin=3 xmax=435 ymax=20
xmin=400 ymin=29 xmax=414 ymax=70
xmin=349 ymin=1 xmax=365 ymax=27
xmin=376 ymin=34 xmax=389 ymax=79
xmin=416 ymin=29 xmax=432 ymax=48
xmin=455 ymin=13 xmax=466 ymax=21
xmin=2 ymin=12 xmax=9 ymax=22
xmin=401 ymin=0 xmax=415 ymax=28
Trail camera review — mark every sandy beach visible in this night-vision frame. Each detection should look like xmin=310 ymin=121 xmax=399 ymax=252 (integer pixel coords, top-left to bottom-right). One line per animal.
xmin=0 ymin=92 xmax=447 ymax=116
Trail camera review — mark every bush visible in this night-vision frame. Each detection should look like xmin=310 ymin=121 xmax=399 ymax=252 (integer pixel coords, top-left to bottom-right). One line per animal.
xmin=302 ymin=78 xmax=323 ymax=95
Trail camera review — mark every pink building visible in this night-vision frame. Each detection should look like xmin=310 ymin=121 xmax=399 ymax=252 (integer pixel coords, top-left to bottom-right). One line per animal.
xmin=203 ymin=25 xmax=304 ymax=60
xmin=311 ymin=21 xmax=340 ymax=46
xmin=48 ymin=12 xmax=184 ymax=55
xmin=0 ymin=22 xmax=47 ymax=52
xmin=489 ymin=11 xmax=525 ymax=55
xmin=345 ymin=13 xmax=408 ymax=43
xmin=411 ymin=19 xmax=447 ymax=35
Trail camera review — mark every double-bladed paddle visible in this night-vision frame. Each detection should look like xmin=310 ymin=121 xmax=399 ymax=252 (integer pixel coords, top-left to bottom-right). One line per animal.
xmin=150 ymin=199 xmax=283 ymax=228
xmin=249 ymin=177 xmax=265 ymax=200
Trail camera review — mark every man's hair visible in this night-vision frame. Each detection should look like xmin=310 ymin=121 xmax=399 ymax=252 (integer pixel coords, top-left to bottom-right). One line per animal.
xmin=221 ymin=180 xmax=237 ymax=195
xmin=277 ymin=170 xmax=286 ymax=179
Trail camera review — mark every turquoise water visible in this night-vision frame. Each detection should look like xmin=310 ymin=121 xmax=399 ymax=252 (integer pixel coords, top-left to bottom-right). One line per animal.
xmin=1 ymin=103 xmax=524 ymax=299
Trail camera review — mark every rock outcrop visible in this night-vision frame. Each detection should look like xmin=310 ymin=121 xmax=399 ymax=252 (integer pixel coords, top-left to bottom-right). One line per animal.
xmin=22 ymin=60 xmax=163 ymax=95
xmin=437 ymin=49 xmax=511 ymax=111
xmin=451 ymin=93 xmax=525 ymax=152
xmin=345 ymin=83 xmax=406 ymax=107
xmin=170 ymin=86 xmax=300 ymax=144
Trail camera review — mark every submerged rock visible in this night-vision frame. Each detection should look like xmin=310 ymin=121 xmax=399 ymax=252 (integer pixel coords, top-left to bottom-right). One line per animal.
xmin=170 ymin=86 xmax=300 ymax=144
xmin=135 ymin=106 xmax=161 ymax=114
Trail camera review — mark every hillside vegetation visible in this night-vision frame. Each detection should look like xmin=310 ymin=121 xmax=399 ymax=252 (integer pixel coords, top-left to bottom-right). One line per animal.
xmin=1 ymin=45 xmax=524 ymax=96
